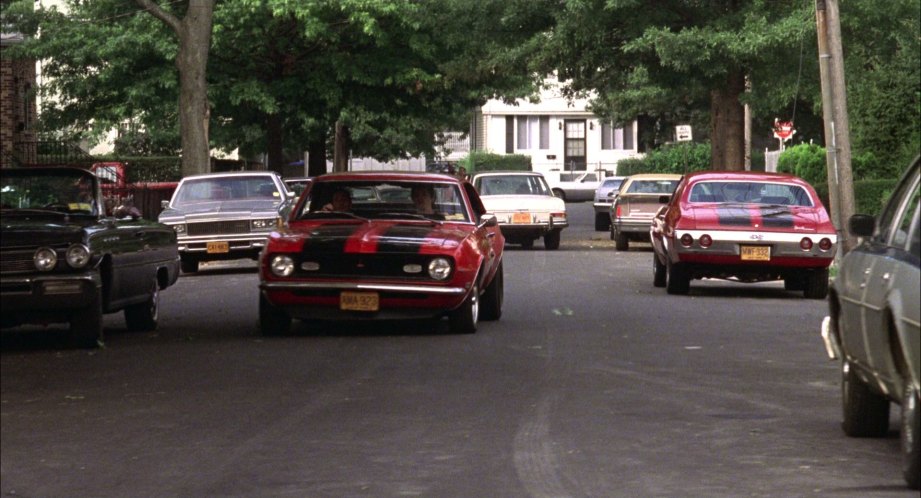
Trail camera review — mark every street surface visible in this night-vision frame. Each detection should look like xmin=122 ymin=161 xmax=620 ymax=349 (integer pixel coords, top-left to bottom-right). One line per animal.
xmin=1 ymin=203 xmax=914 ymax=497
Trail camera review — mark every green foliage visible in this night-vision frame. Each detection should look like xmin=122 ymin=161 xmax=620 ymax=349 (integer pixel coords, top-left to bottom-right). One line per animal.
xmin=459 ymin=152 xmax=531 ymax=173
xmin=777 ymin=143 xmax=827 ymax=185
xmin=616 ymin=143 xmax=711 ymax=175
xmin=813 ymin=179 xmax=899 ymax=216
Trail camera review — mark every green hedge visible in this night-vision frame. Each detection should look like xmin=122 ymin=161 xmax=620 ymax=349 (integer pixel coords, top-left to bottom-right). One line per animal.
xmin=459 ymin=151 xmax=531 ymax=173
xmin=813 ymin=178 xmax=899 ymax=217
xmin=616 ymin=142 xmax=711 ymax=175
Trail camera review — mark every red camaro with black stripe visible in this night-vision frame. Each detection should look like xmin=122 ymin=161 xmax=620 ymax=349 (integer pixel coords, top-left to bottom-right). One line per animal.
xmin=258 ymin=172 xmax=505 ymax=334
xmin=650 ymin=171 xmax=837 ymax=298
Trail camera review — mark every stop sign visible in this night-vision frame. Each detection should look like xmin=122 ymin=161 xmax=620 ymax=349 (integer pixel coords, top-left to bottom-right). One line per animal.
xmin=773 ymin=120 xmax=795 ymax=140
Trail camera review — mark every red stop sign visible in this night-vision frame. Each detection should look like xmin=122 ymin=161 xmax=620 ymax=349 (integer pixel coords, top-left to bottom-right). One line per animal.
xmin=773 ymin=120 xmax=795 ymax=140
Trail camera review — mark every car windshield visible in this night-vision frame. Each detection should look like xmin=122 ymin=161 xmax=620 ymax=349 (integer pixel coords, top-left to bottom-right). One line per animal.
xmin=297 ymin=180 xmax=470 ymax=222
xmin=173 ymin=176 xmax=282 ymax=206
xmin=0 ymin=169 xmax=100 ymax=215
xmin=601 ymin=178 xmax=623 ymax=190
xmin=625 ymin=179 xmax=679 ymax=194
xmin=475 ymin=175 xmax=551 ymax=196
xmin=688 ymin=181 xmax=814 ymax=206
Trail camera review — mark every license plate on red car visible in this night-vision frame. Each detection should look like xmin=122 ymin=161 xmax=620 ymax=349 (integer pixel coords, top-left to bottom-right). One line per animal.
xmin=340 ymin=291 xmax=379 ymax=311
xmin=740 ymin=245 xmax=771 ymax=261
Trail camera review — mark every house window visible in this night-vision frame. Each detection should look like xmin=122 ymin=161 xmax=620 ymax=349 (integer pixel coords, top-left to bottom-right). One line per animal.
xmin=601 ymin=121 xmax=635 ymax=150
xmin=505 ymin=116 xmax=514 ymax=153
xmin=516 ymin=116 xmax=550 ymax=150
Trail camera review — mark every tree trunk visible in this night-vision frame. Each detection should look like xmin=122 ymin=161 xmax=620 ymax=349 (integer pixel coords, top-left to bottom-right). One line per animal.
xmin=307 ymin=139 xmax=327 ymax=177
xmin=265 ymin=113 xmax=284 ymax=175
xmin=709 ymin=70 xmax=746 ymax=171
xmin=333 ymin=121 xmax=350 ymax=172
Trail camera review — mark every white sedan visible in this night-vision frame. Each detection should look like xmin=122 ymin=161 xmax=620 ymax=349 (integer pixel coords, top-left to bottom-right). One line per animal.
xmin=471 ymin=171 xmax=568 ymax=250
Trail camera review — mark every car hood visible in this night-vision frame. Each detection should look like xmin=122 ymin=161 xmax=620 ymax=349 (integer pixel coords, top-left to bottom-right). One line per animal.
xmin=1 ymin=214 xmax=92 ymax=248
xmin=480 ymin=195 xmax=565 ymax=212
xmin=687 ymin=204 xmax=825 ymax=232
xmin=280 ymin=221 xmax=471 ymax=254
xmin=160 ymin=200 xmax=281 ymax=221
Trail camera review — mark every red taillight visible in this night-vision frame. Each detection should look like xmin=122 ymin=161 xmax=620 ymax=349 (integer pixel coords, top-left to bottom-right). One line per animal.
xmin=818 ymin=238 xmax=833 ymax=251
xmin=680 ymin=234 xmax=694 ymax=247
xmin=615 ymin=205 xmax=622 ymax=217
xmin=800 ymin=237 xmax=814 ymax=251
xmin=699 ymin=234 xmax=712 ymax=248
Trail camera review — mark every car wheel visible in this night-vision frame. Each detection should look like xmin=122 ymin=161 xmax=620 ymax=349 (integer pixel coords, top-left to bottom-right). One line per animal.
xmin=653 ymin=253 xmax=667 ymax=288
xmin=259 ymin=293 xmax=291 ymax=336
xmin=803 ymin=268 xmax=829 ymax=299
xmin=841 ymin=359 xmax=890 ymax=437
xmin=666 ymin=259 xmax=690 ymax=295
xmin=180 ymin=256 xmax=199 ymax=274
xmin=902 ymin=383 xmax=920 ymax=489
xmin=614 ymin=229 xmax=629 ymax=251
xmin=125 ymin=278 xmax=159 ymax=332
xmin=544 ymin=229 xmax=561 ymax=250
xmin=449 ymin=283 xmax=478 ymax=334
xmin=552 ymin=189 xmax=566 ymax=202
xmin=480 ymin=263 xmax=503 ymax=321
xmin=521 ymin=238 xmax=535 ymax=250
xmin=594 ymin=212 xmax=609 ymax=231
xmin=70 ymin=289 xmax=103 ymax=348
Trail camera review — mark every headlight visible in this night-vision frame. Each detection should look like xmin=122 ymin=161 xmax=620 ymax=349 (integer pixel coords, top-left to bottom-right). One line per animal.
xmin=65 ymin=244 xmax=91 ymax=268
xmin=270 ymin=255 xmax=295 ymax=277
xmin=34 ymin=247 xmax=57 ymax=271
xmin=427 ymin=257 xmax=452 ymax=281
xmin=172 ymin=224 xmax=186 ymax=234
xmin=251 ymin=219 xmax=276 ymax=230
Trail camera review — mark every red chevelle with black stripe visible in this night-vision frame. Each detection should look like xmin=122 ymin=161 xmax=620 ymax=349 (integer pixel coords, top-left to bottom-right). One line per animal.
xmin=650 ymin=171 xmax=837 ymax=298
xmin=258 ymin=172 xmax=505 ymax=334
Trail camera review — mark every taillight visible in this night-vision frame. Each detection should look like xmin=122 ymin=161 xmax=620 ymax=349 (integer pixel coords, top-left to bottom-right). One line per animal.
xmin=699 ymin=234 xmax=712 ymax=248
xmin=680 ymin=234 xmax=693 ymax=247
xmin=615 ymin=205 xmax=622 ymax=218
xmin=800 ymin=237 xmax=814 ymax=251
xmin=818 ymin=238 xmax=833 ymax=251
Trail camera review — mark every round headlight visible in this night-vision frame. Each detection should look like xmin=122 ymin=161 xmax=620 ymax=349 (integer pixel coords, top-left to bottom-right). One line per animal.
xmin=173 ymin=224 xmax=186 ymax=234
xmin=34 ymin=247 xmax=58 ymax=271
xmin=270 ymin=255 xmax=295 ymax=277
xmin=66 ymin=244 xmax=91 ymax=268
xmin=427 ymin=257 xmax=452 ymax=281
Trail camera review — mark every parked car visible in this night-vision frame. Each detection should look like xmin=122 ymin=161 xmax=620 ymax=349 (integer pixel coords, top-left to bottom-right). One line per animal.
xmin=548 ymin=171 xmax=602 ymax=202
xmin=283 ymin=176 xmax=313 ymax=197
xmin=593 ymin=176 xmax=626 ymax=231
xmin=610 ymin=173 xmax=682 ymax=250
xmin=821 ymin=157 xmax=919 ymax=489
xmin=649 ymin=170 xmax=837 ymax=297
xmin=159 ymin=171 xmax=296 ymax=273
xmin=258 ymin=172 xmax=505 ymax=335
xmin=472 ymin=171 xmax=567 ymax=250
xmin=0 ymin=166 xmax=180 ymax=347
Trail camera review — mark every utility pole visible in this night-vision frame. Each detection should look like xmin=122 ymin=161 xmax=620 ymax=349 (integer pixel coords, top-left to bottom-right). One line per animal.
xmin=815 ymin=0 xmax=857 ymax=253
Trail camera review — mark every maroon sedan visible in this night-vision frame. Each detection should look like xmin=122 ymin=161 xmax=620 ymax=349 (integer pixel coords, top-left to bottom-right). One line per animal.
xmin=650 ymin=171 xmax=837 ymax=298
xmin=258 ymin=172 xmax=504 ymax=334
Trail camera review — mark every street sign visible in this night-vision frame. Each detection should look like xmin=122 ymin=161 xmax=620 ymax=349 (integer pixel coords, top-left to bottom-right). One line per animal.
xmin=676 ymin=125 xmax=692 ymax=142
xmin=773 ymin=120 xmax=795 ymax=141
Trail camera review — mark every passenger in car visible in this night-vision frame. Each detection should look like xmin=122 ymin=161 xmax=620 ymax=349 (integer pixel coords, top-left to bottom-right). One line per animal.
xmin=411 ymin=185 xmax=436 ymax=215
xmin=322 ymin=189 xmax=352 ymax=212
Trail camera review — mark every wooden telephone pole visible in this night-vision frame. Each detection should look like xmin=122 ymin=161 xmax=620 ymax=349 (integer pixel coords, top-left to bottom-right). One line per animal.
xmin=815 ymin=0 xmax=857 ymax=253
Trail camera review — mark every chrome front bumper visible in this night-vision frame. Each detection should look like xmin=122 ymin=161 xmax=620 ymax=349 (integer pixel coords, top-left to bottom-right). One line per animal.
xmin=261 ymin=280 xmax=467 ymax=295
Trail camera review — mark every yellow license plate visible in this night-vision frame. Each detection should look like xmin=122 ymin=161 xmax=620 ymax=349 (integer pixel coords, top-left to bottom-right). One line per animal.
xmin=511 ymin=212 xmax=531 ymax=224
xmin=206 ymin=241 xmax=230 ymax=254
xmin=740 ymin=245 xmax=771 ymax=261
xmin=340 ymin=291 xmax=379 ymax=311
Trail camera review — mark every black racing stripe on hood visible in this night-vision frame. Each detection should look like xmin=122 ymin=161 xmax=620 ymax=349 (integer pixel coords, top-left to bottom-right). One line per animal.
xmin=301 ymin=224 xmax=363 ymax=253
xmin=376 ymin=225 xmax=437 ymax=253
xmin=717 ymin=207 xmax=752 ymax=226
xmin=759 ymin=207 xmax=794 ymax=228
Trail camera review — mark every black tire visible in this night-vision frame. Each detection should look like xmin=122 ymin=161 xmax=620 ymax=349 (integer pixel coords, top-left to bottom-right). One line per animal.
xmin=653 ymin=253 xmax=667 ymax=288
xmin=520 ymin=238 xmax=535 ymax=250
xmin=125 ymin=278 xmax=160 ymax=332
xmin=804 ymin=268 xmax=829 ymax=299
xmin=783 ymin=274 xmax=805 ymax=291
xmin=594 ymin=212 xmax=609 ymax=231
xmin=841 ymin=360 xmax=890 ymax=437
xmin=544 ymin=229 xmax=561 ymax=250
xmin=666 ymin=259 xmax=690 ymax=295
xmin=614 ymin=229 xmax=629 ymax=251
xmin=180 ymin=256 xmax=199 ymax=274
xmin=449 ymin=283 xmax=478 ymax=334
xmin=901 ymin=384 xmax=920 ymax=489
xmin=480 ymin=263 xmax=503 ymax=321
xmin=259 ymin=293 xmax=291 ymax=336
xmin=70 ymin=289 xmax=103 ymax=348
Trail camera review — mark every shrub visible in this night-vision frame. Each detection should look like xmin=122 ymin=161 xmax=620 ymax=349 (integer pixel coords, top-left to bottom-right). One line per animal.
xmin=616 ymin=142 xmax=711 ymax=175
xmin=777 ymin=144 xmax=826 ymax=185
xmin=813 ymin=178 xmax=898 ymax=216
xmin=460 ymin=151 xmax=531 ymax=173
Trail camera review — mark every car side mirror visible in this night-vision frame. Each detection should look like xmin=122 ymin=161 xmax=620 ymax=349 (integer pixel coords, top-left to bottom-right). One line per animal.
xmin=479 ymin=214 xmax=498 ymax=228
xmin=658 ymin=195 xmax=671 ymax=204
xmin=161 ymin=200 xmax=170 ymax=209
xmin=848 ymin=214 xmax=875 ymax=237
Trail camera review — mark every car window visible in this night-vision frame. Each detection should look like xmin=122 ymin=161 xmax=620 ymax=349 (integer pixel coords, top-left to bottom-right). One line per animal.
xmin=298 ymin=181 xmax=470 ymax=222
xmin=626 ymin=180 xmax=679 ymax=194
xmin=907 ymin=206 xmax=920 ymax=258
xmin=0 ymin=169 xmax=99 ymax=215
xmin=886 ymin=171 xmax=920 ymax=248
xmin=877 ymin=165 xmax=920 ymax=242
xmin=174 ymin=176 xmax=282 ymax=205
xmin=687 ymin=181 xmax=813 ymax=206
xmin=476 ymin=175 xmax=550 ymax=196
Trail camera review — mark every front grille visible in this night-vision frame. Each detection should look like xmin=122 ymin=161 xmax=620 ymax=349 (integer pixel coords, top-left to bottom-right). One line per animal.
xmin=187 ymin=220 xmax=251 ymax=236
xmin=293 ymin=253 xmax=446 ymax=280
xmin=1 ymin=249 xmax=40 ymax=274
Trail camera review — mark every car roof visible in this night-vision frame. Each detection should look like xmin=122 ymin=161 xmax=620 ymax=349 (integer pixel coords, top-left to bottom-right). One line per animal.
xmin=624 ymin=173 xmax=683 ymax=180
xmin=315 ymin=171 xmax=461 ymax=183
xmin=683 ymin=170 xmax=810 ymax=185
xmin=182 ymin=170 xmax=280 ymax=180
xmin=471 ymin=171 xmax=543 ymax=177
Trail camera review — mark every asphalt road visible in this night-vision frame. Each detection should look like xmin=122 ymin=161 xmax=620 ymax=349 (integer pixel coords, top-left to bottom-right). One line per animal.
xmin=1 ymin=203 xmax=914 ymax=497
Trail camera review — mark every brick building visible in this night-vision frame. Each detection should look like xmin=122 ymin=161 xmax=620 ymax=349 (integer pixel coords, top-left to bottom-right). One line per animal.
xmin=1 ymin=32 xmax=37 ymax=168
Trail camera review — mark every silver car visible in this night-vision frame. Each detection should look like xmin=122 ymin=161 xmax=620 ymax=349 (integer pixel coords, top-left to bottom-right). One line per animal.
xmin=159 ymin=171 xmax=296 ymax=273
xmin=821 ymin=156 xmax=920 ymax=489
xmin=592 ymin=176 xmax=625 ymax=231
